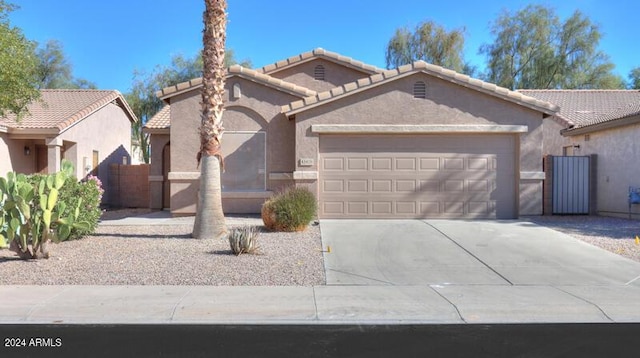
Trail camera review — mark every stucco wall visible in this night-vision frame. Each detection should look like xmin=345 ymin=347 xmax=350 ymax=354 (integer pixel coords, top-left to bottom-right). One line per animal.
xmin=294 ymin=73 xmax=547 ymax=216
xmin=0 ymin=133 xmax=36 ymax=175
xmin=562 ymin=118 xmax=640 ymax=218
xmin=59 ymin=102 xmax=132 ymax=204
xmin=543 ymin=117 xmax=570 ymax=155
xmin=268 ymin=59 xmax=373 ymax=93
xmin=167 ymin=78 xmax=300 ymax=214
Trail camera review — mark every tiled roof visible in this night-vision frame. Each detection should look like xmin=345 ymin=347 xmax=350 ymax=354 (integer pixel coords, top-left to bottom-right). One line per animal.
xmin=519 ymin=90 xmax=640 ymax=129
xmin=257 ymin=48 xmax=384 ymax=75
xmin=0 ymin=89 xmax=137 ymax=132
xmin=283 ymin=61 xmax=561 ymax=118
xmin=156 ymin=65 xmax=317 ymax=100
xmin=144 ymin=105 xmax=170 ymax=129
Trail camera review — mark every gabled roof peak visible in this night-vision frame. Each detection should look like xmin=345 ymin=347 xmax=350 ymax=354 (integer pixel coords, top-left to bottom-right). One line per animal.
xmin=283 ymin=60 xmax=560 ymax=118
xmin=0 ymin=90 xmax=137 ymax=133
xmin=156 ymin=66 xmax=317 ymax=101
xmin=257 ymin=48 xmax=384 ymax=76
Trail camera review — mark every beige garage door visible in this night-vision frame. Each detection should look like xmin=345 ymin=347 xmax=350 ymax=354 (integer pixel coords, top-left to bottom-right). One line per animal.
xmin=319 ymin=134 xmax=517 ymax=219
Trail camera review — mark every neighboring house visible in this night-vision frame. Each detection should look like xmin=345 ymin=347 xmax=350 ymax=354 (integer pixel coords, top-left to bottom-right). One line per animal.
xmin=145 ymin=48 xmax=564 ymax=219
xmin=0 ymin=89 xmax=137 ymax=204
xmin=522 ymin=90 xmax=640 ymax=219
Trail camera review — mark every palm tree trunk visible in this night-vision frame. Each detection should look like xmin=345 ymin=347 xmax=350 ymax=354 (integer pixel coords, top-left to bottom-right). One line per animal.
xmin=192 ymin=0 xmax=227 ymax=240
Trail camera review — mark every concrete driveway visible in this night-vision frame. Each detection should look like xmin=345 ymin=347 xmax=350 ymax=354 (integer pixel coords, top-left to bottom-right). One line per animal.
xmin=321 ymin=219 xmax=640 ymax=287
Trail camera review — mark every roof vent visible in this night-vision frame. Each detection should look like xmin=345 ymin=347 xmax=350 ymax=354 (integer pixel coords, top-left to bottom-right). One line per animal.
xmin=314 ymin=65 xmax=325 ymax=81
xmin=413 ymin=81 xmax=426 ymax=99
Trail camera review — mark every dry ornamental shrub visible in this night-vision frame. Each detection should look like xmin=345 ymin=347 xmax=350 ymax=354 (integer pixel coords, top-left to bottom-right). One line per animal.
xmin=261 ymin=187 xmax=317 ymax=232
xmin=227 ymin=226 xmax=260 ymax=256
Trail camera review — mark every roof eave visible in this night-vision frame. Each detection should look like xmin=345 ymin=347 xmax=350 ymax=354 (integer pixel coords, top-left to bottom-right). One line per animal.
xmin=143 ymin=127 xmax=170 ymax=135
xmin=157 ymin=70 xmax=316 ymax=101
xmin=7 ymin=127 xmax=59 ymax=138
xmin=157 ymin=78 xmax=204 ymax=101
xmin=562 ymin=114 xmax=640 ymax=136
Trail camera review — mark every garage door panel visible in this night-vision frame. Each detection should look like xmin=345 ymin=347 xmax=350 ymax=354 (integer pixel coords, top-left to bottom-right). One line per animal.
xmin=396 ymin=201 xmax=417 ymax=214
xmin=395 ymin=158 xmax=417 ymax=170
xmin=371 ymin=158 xmax=392 ymax=170
xmin=372 ymin=201 xmax=392 ymax=214
xmin=323 ymin=158 xmax=344 ymax=170
xmin=372 ymin=180 xmax=392 ymax=192
xmin=323 ymin=201 xmax=344 ymax=215
xmin=348 ymin=202 xmax=368 ymax=214
xmin=319 ymin=134 xmax=516 ymax=219
xmin=347 ymin=179 xmax=368 ymax=192
xmin=347 ymin=157 xmax=368 ymax=170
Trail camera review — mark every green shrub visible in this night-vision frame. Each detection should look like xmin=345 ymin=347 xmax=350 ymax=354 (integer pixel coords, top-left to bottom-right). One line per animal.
xmin=58 ymin=175 xmax=103 ymax=239
xmin=26 ymin=172 xmax=102 ymax=241
xmin=227 ymin=226 xmax=260 ymax=256
xmin=261 ymin=187 xmax=317 ymax=232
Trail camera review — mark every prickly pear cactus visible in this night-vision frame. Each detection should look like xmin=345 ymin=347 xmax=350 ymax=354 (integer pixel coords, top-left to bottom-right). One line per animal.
xmin=0 ymin=161 xmax=91 ymax=260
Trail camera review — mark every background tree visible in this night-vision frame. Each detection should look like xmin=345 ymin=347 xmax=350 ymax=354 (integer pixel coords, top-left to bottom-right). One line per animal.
xmin=192 ymin=0 xmax=227 ymax=240
xmin=0 ymin=1 xmax=40 ymax=119
xmin=127 ymin=51 xmax=249 ymax=164
xmin=35 ymin=39 xmax=96 ymax=89
xmin=481 ymin=4 xmax=623 ymax=90
xmin=385 ymin=20 xmax=468 ymax=73
xmin=629 ymin=67 xmax=640 ymax=89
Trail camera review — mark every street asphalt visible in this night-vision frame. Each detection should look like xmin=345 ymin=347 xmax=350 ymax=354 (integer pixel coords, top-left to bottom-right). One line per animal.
xmin=2 ymin=215 xmax=640 ymax=324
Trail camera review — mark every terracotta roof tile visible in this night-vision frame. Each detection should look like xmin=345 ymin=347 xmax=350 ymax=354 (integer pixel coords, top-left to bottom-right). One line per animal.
xmin=0 ymin=89 xmax=137 ymax=133
xmin=156 ymin=66 xmax=316 ymax=100
xmin=257 ymin=48 xmax=384 ymax=75
xmin=519 ymin=90 xmax=640 ymax=130
xmin=144 ymin=105 xmax=171 ymax=129
xmin=283 ymin=61 xmax=560 ymax=118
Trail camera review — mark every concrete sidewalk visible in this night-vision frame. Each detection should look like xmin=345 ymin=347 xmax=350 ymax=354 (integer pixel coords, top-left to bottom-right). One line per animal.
xmin=2 ymin=284 xmax=640 ymax=324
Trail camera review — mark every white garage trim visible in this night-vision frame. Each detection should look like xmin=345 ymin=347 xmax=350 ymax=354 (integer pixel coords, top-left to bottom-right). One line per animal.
xmin=311 ymin=124 xmax=528 ymax=134
xmin=293 ymin=171 xmax=319 ymax=180
xmin=520 ymin=171 xmax=545 ymax=180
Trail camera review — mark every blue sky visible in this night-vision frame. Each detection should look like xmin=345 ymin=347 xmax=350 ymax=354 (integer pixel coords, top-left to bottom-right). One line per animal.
xmin=9 ymin=0 xmax=640 ymax=92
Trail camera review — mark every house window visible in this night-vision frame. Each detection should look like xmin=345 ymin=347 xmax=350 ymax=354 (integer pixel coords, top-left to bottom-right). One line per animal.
xmin=92 ymin=150 xmax=99 ymax=176
xmin=314 ymin=65 xmax=325 ymax=81
xmin=413 ymin=81 xmax=426 ymax=98
xmin=584 ymin=134 xmax=590 ymax=142
xmin=221 ymin=131 xmax=266 ymax=191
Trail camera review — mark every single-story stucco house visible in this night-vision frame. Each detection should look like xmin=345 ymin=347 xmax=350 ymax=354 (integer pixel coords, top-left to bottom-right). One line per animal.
xmin=145 ymin=48 xmax=572 ymax=219
xmin=522 ymin=90 xmax=640 ymax=219
xmin=0 ymin=89 xmax=137 ymax=204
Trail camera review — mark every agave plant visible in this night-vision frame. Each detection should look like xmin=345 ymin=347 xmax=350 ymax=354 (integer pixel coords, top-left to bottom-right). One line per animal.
xmin=227 ymin=226 xmax=260 ymax=256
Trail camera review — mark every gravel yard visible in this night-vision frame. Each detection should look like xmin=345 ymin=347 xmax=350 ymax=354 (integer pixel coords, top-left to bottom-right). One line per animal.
xmin=0 ymin=212 xmax=326 ymax=286
xmin=1 ymin=211 xmax=638 ymax=286
xmin=524 ymin=215 xmax=640 ymax=263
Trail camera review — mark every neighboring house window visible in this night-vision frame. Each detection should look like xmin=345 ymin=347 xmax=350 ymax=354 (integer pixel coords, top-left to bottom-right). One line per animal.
xmin=314 ymin=65 xmax=325 ymax=81
xmin=92 ymin=150 xmax=99 ymax=176
xmin=221 ymin=132 xmax=266 ymax=191
xmin=413 ymin=81 xmax=426 ymax=99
